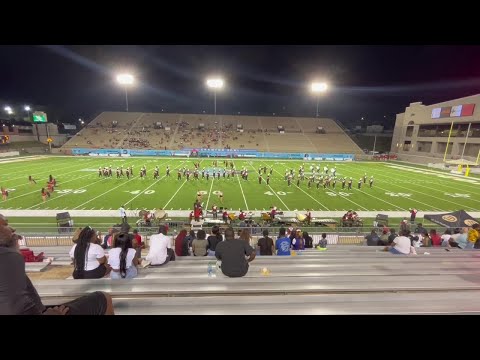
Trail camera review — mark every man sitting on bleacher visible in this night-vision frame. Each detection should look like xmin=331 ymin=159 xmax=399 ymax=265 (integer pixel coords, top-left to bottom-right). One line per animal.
xmin=145 ymin=225 xmax=175 ymax=266
xmin=0 ymin=225 xmax=115 ymax=315
xmin=215 ymin=227 xmax=255 ymax=278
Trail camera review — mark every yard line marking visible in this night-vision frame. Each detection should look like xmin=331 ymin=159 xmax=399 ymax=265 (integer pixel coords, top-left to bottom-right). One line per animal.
xmin=338 ymin=167 xmax=439 ymax=211
xmin=204 ymin=176 xmax=215 ymax=212
xmin=163 ymin=179 xmax=188 ymax=209
xmin=233 ymin=160 xmax=249 ymax=210
xmin=3 ymin=172 xmax=97 ymax=203
xmin=62 ymin=157 xmax=149 ymax=210
xmin=375 ymin=164 xmax=480 ymax=205
xmin=261 ymin=160 xmax=328 ymax=211
xmin=124 ymin=159 xmax=183 ymax=208
xmin=245 ymin=161 xmax=288 ymax=211
xmin=26 ymin=177 xmax=107 ymax=210
xmin=349 ymin=164 xmax=475 ymax=211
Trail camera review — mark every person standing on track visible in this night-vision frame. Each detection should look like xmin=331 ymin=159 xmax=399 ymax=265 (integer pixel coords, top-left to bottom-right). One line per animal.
xmin=119 ymin=205 xmax=127 ymax=224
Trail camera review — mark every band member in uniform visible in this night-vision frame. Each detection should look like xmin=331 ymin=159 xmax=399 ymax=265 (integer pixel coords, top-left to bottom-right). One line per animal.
xmin=332 ymin=178 xmax=337 ymax=189
xmin=341 ymin=178 xmax=346 ymax=189
xmin=41 ymin=187 xmax=49 ymax=201
xmin=116 ymin=168 xmax=121 ymax=178
xmin=266 ymin=175 xmax=271 ymax=185
xmin=347 ymin=177 xmax=353 ymax=190
xmin=363 ymin=173 xmax=367 ymax=184
xmin=126 ymin=168 xmax=130 ymax=179
xmin=259 ymin=174 xmax=263 ymax=184
xmin=177 ymin=170 xmax=182 ymax=180
xmin=1 ymin=187 xmax=8 ymax=201
xmin=166 ymin=165 xmax=171 ymax=177
xmin=153 ymin=167 xmax=159 ymax=180
xmin=218 ymin=192 xmax=224 ymax=204
xmin=305 ymin=209 xmax=312 ymax=225
xmin=358 ymin=178 xmax=362 ymax=189
xmin=369 ymin=176 xmax=374 ymax=188
xmin=212 ymin=204 xmax=218 ymax=219
xmin=98 ymin=167 xmax=102 ymax=177
xmin=206 ymin=171 xmax=210 ymax=181
xmin=29 ymin=176 xmax=37 ymax=185
xmin=201 ymin=168 xmax=205 ymax=178
xmin=120 ymin=166 xmax=124 ymax=177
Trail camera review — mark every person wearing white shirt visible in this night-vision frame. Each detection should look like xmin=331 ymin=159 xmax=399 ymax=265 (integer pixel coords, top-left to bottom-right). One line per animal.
xmin=108 ymin=232 xmax=139 ymax=279
xmin=441 ymin=229 xmax=452 ymax=247
xmin=145 ymin=225 xmax=175 ymax=266
xmin=119 ymin=205 xmax=127 ymax=224
xmin=70 ymin=227 xmax=108 ymax=279
xmin=389 ymin=231 xmax=414 ymax=255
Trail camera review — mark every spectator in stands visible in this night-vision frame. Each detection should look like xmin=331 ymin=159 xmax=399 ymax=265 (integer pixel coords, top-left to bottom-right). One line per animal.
xmin=70 ymin=226 xmax=109 ymax=279
xmin=291 ymin=229 xmax=304 ymax=250
xmin=421 ymin=230 xmax=431 ymax=247
xmin=275 ymin=227 xmax=291 ymax=256
xmin=365 ymin=230 xmax=380 ymax=246
xmin=207 ymin=226 xmax=223 ymax=256
xmin=387 ymin=229 xmax=397 ymax=245
xmin=239 ymin=228 xmax=252 ymax=245
xmin=108 ymin=232 xmax=139 ymax=279
xmin=468 ymin=224 xmax=480 ymax=248
xmin=257 ymin=229 xmax=275 ymax=256
xmin=102 ymin=228 xmax=113 ymax=249
xmin=132 ymin=229 xmax=144 ymax=259
xmin=379 ymin=229 xmax=389 ymax=246
xmin=455 ymin=228 xmax=471 ymax=249
xmin=174 ymin=229 xmax=189 ymax=256
xmin=0 ymin=225 xmax=115 ymax=315
xmin=441 ymin=229 xmax=452 ymax=247
xmin=215 ymin=227 xmax=255 ymax=278
xmin=317 ymin=233 xmax=328 ymax=249
xmin=430 ymin=229 xmax=442 ymax=247
xmin=185 ymin=230 xmax=196 ymax=248
xmin=192 ymin=230 xmax=208 ymax=256
xmin=388 ymin=230 xmax=415 ymax=255
xmin=303 ymin=231 xmax=313 ymax=249
xmin=145 ymin=225 xmax=175 ymax=266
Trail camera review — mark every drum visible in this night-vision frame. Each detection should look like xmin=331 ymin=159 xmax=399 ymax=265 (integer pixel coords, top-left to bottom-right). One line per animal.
xmin=296 ymin=213 xmax=306 ymax=222
xmin=261 ymin=212 xmax=271 ymax=221
xmin=155 ymin=209 xmax=166 ymax=219
xmin=228 ymin=213 xmax=236 ymax=221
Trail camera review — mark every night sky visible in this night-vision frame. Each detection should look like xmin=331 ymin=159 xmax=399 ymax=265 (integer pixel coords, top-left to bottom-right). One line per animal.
xmin=1 ymin=45 xmax=480 ymax=128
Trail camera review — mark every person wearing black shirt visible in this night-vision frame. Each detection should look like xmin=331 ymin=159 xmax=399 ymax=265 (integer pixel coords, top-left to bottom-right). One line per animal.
xmin=257 ymin=229 xmax=274 ymax=255
xmin=216 ymin=228 xmax=255 ymax=277
xmin=0 ymin=225 xmax=114 ymax=315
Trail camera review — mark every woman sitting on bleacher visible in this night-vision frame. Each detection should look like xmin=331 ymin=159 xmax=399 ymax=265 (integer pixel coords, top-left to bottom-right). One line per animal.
xmin=108 ymin=232 xmax=139 ymax=279
xmin=70 ymin=227 xmax=108 ymax=279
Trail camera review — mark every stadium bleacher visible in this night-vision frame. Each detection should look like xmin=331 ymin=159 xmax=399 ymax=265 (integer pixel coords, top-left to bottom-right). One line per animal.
xmin=61 ymin=112 xmax=363 ymax=154
xmin=27 ymin=245 xmax=480 ymax=314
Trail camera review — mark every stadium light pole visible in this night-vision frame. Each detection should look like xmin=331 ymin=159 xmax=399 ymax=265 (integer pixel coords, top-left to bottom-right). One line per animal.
xmin=310 ymin=82 xmax=328 ymax=117
xmin=4 ymin=106 xmax=13 ymax=115
xmin=116 ymin=74 xmax=135 ymax=112
xmin=206 ymin=77 xmax=224 ymax=115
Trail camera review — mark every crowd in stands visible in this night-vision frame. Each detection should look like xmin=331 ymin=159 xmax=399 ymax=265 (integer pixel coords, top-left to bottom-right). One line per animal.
xmin=3 ymin=206 xmax=480 ymax=315
xmin=365 ymin=221 xmax=480 ymax=254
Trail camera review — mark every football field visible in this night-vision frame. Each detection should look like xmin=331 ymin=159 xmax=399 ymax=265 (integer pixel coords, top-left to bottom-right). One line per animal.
xmin=0 ymin=156 xmax=479 ymax=213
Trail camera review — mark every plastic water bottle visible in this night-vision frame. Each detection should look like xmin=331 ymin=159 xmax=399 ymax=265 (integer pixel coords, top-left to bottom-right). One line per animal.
xmin=207 ymin=262 xmax=216 ymax=277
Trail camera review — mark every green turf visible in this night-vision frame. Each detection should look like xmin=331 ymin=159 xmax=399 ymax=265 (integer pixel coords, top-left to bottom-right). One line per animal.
xmin=1 ymin=156 xmax=479 ymax=212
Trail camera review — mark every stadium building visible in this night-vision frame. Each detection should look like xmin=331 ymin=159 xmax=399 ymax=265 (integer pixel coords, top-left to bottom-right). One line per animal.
xmin=391 ymin=94 xmax=480 ymax=164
